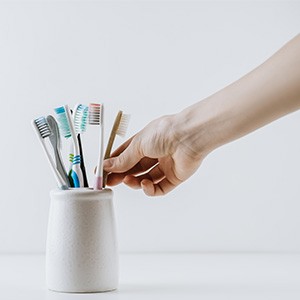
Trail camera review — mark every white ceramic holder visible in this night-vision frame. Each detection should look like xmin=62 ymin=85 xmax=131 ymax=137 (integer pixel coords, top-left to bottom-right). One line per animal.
xmin=46 ymin=188 xmax=118 ymax=293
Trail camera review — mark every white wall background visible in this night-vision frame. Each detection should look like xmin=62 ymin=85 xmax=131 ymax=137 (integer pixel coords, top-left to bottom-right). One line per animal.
xmin=1 ymin=1 xmax=300 ymax=253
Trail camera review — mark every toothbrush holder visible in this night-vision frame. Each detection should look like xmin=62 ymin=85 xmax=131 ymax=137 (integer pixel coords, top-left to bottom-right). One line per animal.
xmin=46 ymin=188 xmax=118 ymax=293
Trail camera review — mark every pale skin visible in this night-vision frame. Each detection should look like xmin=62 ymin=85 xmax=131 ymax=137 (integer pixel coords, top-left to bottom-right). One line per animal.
xmin=104 ymin=34 xmax=300 ymax=196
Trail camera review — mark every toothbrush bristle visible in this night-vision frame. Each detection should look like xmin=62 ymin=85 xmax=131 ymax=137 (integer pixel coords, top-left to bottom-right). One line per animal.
xmin=34 ymin=117 xmax=51 ymax=138
xmin=116 ymin=114 xmax=130 ymax=137
xmin=74 ymin=104 xmax=89 ymax=133
xmin=54 ymin=106 xmax=71 ymax=138
xmin=88 ymin=103 xmax=102 ymax=125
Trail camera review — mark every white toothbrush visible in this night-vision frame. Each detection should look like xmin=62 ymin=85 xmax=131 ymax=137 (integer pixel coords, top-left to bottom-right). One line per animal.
xmin=73 ymin=104 xmax=89 ymax=187
xmin=32 ymin=117 xmax=68 ymax=190
xmin=88 ymin=103 xmax=104 ymax=190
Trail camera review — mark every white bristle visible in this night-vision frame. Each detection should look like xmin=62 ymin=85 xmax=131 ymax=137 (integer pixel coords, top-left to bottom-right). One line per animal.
xmin=88 ymin=103 xmax=102 ymax=125
xmin=116 ymin=114 xmax=130 ymax=137
xmin=74 ymin=104 xmax=89 ymax=134
xmin=34 ymin=117 xmax=51 ymax=138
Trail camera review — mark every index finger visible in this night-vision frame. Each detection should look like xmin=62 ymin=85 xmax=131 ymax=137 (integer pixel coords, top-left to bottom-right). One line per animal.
xmin=109 ymin=134 xmax=136 ymax=158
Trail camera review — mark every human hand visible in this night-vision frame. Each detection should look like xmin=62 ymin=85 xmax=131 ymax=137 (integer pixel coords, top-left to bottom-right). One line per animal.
xmin=103 ymin=115 xmax=205 ymax=196
xmin=104 ymin=34 xmax=300 ymax=197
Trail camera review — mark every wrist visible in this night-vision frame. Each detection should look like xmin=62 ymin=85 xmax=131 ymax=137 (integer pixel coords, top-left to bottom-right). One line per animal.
xmin=172 ymin=94 xmax=232 ymax=159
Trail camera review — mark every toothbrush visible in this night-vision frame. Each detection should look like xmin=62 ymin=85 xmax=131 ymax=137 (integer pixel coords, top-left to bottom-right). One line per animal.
xmin=68 ymin=154 xmax=74 ymax=187
xmin=68 ymin=109 xmax=74 ymax=187
xmin=54 ymin=105 xmax=84 ymax=188
xmin=88 ymin=103 xmax=104 ymax=190
xmin=32 ymin=117 xmax=68 ymax=190
xmin=46 ymin=115 xmax=71 ymax=187
xmin=73 ymin=104 xmax=89 ymax=187
xmin=103 ymin=110 xmax=130 ymax=187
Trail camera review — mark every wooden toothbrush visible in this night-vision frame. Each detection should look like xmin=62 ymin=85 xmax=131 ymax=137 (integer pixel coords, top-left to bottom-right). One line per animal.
xmin=103 ymin=110 xmax=130 ymax=188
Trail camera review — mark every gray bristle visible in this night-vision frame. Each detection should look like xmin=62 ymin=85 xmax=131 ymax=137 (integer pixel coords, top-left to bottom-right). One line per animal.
xmin=35 ymin=117 xmax=51 ymax=138
xmin=88 ymin=104 xmax=102 ymax=125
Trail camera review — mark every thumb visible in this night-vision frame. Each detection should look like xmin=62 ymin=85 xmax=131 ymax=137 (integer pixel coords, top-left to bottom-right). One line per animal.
xmin=103 ymin=142 xmax=142 ymax=173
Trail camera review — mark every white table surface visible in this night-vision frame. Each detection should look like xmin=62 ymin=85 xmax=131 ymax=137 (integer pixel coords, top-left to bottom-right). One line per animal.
xmin=1 ymin=253 xmax=300 ymax=300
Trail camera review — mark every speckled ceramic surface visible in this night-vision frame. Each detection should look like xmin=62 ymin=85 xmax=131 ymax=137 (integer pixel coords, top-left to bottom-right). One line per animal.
xmin=46 ymin=188 xmax=118 ymax=293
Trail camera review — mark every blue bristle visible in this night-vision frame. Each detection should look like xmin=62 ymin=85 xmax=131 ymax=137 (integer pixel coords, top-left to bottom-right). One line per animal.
xmin=81 ymin=105 xmax=89 ymax=132
xmin=54 ymin=106 xmax=71 ymax=138
xmin=54 ymin=106 xmax=65 ymax=114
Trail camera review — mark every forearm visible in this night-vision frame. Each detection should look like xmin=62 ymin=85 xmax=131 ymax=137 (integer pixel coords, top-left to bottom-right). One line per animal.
xmin=174 ymin=34 xmax=300 ymax=157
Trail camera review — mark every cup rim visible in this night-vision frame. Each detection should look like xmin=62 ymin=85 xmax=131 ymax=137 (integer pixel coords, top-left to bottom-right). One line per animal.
xmin=50 ymin=187 xmax=113 ymax=198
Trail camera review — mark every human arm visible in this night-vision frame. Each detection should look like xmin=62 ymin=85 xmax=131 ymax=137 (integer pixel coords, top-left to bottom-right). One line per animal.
xmin=104 ymin=34 xmax=300 ymax=196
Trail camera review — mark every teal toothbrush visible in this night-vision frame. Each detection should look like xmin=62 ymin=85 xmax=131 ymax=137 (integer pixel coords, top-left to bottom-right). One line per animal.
xmin=54 ymin=105 xmax=84 ymax=188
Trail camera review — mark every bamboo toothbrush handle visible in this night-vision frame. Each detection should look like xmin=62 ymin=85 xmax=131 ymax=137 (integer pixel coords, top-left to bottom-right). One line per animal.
xmin=104 ymin=111 xmax=123 ymax=159
xmin=103 ymin=111 xmax=123 ymax=188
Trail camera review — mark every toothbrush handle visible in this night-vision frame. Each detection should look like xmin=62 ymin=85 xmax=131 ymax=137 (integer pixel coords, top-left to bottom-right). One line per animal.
xmin=102 ymin=171 xmax=109 ymax=189
xmin=53 ymin=148 xmax=70 ymax=187
xmin=41 ymin=142 xmax=68 ymax=189
xmin=32 ymin=119 xmax=68 ymax=190
xmin=102 ymin=131 xmax=117 ymax=188
xmin=71 ymin=155 xmax=84 ymax=188
xmin=68 ymin=168 xmax=74 ymax=187
xmin=77 ymin=134 xmax=89 ymax=187
xmin=65 ymin=105 xmax=83 ymax=187
xmin=102 ymin=111 xmax=122 ymax=188
xmin=94 ymin=176 xmax=103 ymax=190
xmin=94 ymin=124 xmax=104 ymax=190
xmin=68 ymin=143 xmax=74 ymax=187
